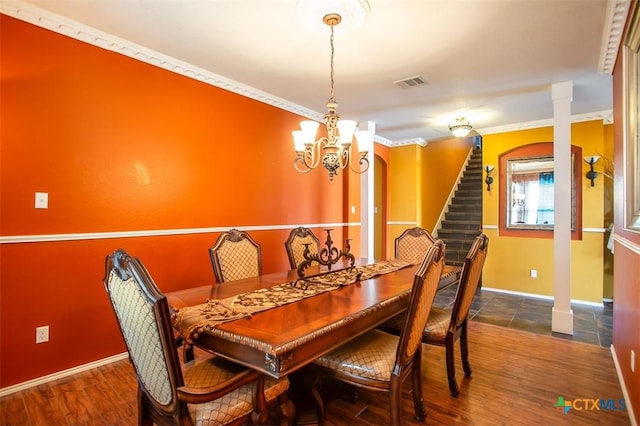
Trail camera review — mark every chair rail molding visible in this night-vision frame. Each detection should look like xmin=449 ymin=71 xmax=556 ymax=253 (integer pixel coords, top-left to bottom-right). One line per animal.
xmin=0 ymin=223 xmax=359 ymax=244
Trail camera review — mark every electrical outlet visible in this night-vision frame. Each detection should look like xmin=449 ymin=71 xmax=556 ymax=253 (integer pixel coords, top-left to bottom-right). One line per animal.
xmin=632 ymin=350 xmax=636 ymax=373
xmin=530 ymin=269 xmax=537 ymax=278
xmin=35 ymin=192 xmax=48 ymax=209
xmin=36 ymin=325 xmax=49 ymax=344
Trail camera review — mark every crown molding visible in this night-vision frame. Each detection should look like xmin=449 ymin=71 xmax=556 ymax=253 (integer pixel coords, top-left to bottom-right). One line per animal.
xmin=392 ymin=137 xmax=427 ymax=147
xmin=598 ymin=0 xmax=632 ymax=74
xmin=1 ymin=0 xmax=326 ymax=124
xmin=477 ymin=110 xmax=613 ymax=136
xmin=373 ymin=134 xmax=394 ymax=147
xmin=1 ymin=1 xmax=619 ymax=149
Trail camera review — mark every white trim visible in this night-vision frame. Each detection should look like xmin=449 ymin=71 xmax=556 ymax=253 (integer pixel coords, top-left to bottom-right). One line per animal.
xmin=610 ymin=344 xmax=638 ymax=426
xmin=598 ymin=0 xmax=633 ymax=74
xmin=583 ymin=227 xmax=607 ymax=233
xmin=482 ymin=225 xmax=499 ymax=230
xmin=478 ymin=110 xmax=614 ymax=136
xmin=0 ymin=1 xmax=616 ymax=148
xmin=0 ymin=222 xmax=359 ymax=244
xmin=0 ymin=1 xmax=398 ymax=149
xmin=386 ymin=221 xmax=417 ymax=226
xmin=0 ymin=1 xmax=325 ymax=123
xmin=0 ymin=352 xmax=128 ymax=397
xmin=481 ymin=226 xmax=605 ymax=232
xmin=393 ymin=137 xmax=427 ymax=147
xmin=481 ymin=287 xmax=605 ymax=307
xmin=373 ymin=134 xmax=394 ymax=147
xmin=614 ymin=233 xmax=640 ymax=255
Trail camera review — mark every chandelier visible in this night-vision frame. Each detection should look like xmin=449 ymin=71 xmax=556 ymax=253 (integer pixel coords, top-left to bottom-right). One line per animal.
xmin=449 ymin=117 xmax=473 ymax=138
xmin=292 ymin=13 xmax=372 ymax=180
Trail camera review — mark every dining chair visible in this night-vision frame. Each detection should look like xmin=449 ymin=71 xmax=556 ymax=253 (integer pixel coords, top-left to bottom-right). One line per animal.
xmin=310 ymin=241 xmax=445 ymax=426
xmin=381 ymin=233 xmax=489 ymax=397
xmin=103 ymin=249 xmax=294 ymax=425
xmin=394 ymin=226 xmax=437 ymax=265
xmin=422 ymin=233 xmax=488 ymax=396
xmin=284 ymin=226 xmax=320 ymax=269
xmin=209 ymin=229 xmax=262 ymax=283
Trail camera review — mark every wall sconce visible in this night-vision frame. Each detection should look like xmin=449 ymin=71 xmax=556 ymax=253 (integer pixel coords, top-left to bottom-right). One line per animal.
xmin=484 ymin=165 xmax=495 ymax=191
xmin=584 ymin=155 xmax=600 ymax=187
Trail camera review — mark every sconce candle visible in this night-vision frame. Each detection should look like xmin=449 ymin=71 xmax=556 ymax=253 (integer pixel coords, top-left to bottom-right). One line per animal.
xmin=485 ymin=165 xmax=495 ymax=191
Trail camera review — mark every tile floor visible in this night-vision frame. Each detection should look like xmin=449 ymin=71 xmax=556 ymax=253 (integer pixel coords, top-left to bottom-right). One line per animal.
xmin=434 ymin=283 xmax=613 ymax=348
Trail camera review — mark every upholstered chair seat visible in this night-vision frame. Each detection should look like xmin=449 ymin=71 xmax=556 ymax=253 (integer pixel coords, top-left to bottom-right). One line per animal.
xmin=183 ymin=355 xmax=290 ymax=425
xmin=381 ymin=307 xmax=450 ymax=346
xmin=418 ymin=308 xmax=450 ymax=344
xmin=314 ymin=330 xmax=400 ymax=382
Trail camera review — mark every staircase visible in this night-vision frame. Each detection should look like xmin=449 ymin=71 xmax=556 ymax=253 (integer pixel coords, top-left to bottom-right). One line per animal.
xmin=438 ymin=147 xmax=483 ymax=266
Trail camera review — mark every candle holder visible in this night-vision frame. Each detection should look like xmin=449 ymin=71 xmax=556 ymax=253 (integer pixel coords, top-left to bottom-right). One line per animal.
xmin=296 ymin=229 xmax=355 ymax=278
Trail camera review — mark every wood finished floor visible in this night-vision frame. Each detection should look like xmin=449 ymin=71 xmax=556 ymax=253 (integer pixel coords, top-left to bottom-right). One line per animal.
xmin=0 ymin=321 xmax=630 ymax=425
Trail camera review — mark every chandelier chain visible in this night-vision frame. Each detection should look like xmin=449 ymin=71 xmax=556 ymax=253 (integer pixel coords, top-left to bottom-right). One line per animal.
xmin=329 ymin=24 xmax=335 ymax=104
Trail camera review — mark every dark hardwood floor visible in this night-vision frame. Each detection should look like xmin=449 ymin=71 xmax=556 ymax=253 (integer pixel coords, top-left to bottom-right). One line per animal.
xmin=0 ymin=321 xmax=630 ymax=425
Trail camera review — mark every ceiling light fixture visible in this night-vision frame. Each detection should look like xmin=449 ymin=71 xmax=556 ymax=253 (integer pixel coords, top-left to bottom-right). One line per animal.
xmin=292 ymin=12 xmax=372 ymax=180
xmin=449 ymin=117 xmax=473 ymax=138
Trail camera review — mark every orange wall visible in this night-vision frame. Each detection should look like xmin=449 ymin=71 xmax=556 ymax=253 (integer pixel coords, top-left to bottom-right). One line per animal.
xmin=0 ymin=16 xmax=354 ymax=387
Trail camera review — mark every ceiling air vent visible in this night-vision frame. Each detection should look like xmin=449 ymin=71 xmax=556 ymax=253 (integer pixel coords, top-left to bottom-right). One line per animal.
xmin=394 ymin=75 xmax=427 ymax=89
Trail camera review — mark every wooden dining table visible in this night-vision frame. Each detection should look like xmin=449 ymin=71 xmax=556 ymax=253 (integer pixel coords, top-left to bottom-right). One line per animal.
xmin=167 ymin=259 xmax=461 ymax=379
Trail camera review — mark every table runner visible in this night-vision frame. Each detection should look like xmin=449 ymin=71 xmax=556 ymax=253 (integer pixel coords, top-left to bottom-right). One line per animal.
xmin=172 ymin=260 xmax=410 ymax=345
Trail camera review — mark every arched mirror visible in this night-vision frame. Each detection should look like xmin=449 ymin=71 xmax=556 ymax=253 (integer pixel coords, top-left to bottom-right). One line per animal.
xmin=499 ymin=142 xmax=582 ymax=239
xmin=506 ymin=154 xmax=576 ymax=230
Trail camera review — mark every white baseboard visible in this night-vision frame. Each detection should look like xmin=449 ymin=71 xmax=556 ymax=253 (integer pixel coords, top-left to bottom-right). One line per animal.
xmin=610 ymin=344 xmax=638 ymax=425
xmin=0 ymin=352 xmax=128 ymax=397
xmin=481 ymin=286 xmax=605 ymax=307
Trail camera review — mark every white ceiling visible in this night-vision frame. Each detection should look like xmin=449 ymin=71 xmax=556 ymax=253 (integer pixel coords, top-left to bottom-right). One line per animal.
xmin=7 ymin=0 xmax=631 ymax=144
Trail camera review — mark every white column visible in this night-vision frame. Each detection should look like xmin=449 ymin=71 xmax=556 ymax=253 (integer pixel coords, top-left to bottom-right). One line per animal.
xmin=360 ymin=121 xmax=375 ymax=259
xmin=552 ymin=81 xmax=574 ymax=335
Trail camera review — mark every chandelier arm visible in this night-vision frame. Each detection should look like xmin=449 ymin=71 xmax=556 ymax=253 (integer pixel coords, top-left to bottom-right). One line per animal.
xmin=348 ymin=155 xmax=370 ymax=174
xmin=339 ymin=146 xmax=350 ymax=170
xmin=299 ymin=138 xmax=326 ymax=171
xmin=294 ymin=156 xmax=314 ymax=173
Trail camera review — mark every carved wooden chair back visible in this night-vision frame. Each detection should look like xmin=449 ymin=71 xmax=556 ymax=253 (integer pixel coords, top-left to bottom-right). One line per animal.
xmin=284 ymin=226 xmax=320 ymax=269
xmin=394 ymin=226 xmax=437 ymax=264
xmin=209 ymin=229 xmax=262 ymax=282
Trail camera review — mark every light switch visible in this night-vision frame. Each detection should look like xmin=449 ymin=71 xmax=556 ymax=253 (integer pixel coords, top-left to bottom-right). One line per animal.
xmin=35 ymin=192 xmax=48 ymax=209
